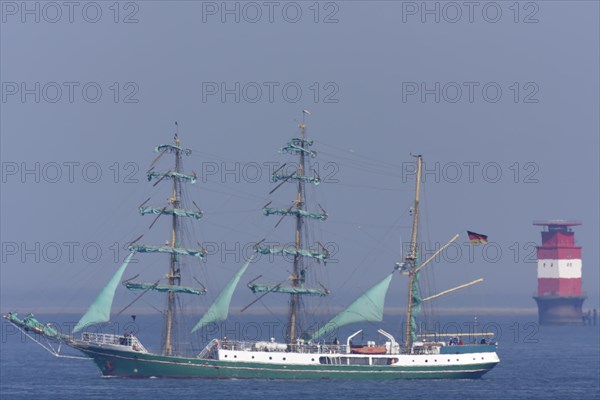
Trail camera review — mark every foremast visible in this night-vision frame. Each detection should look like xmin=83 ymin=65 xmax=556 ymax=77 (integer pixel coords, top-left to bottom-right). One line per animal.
xmin=127 ymin=130 xmax=207 ymax=356
xmin=404 ymin=155 xmax=422 ymax=352
xmin=248 ymin=112 xmax=329 ymax=343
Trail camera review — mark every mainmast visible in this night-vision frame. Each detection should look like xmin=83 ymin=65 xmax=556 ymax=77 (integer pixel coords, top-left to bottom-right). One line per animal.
xmin=164 ymin=133 xmax=181 ymax=356
xmin=288 ymin=118 xmax=306 ymax=343
xmin=247 ymin=111 xmax=330 ymax=344
xmin=404 ymin=155 xmax=422 ymax=352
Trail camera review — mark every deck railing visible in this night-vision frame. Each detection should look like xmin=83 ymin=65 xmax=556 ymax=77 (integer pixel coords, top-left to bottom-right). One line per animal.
xmin=81 ymin=332 xmax=148 ymax=353
xmin=217 ymin=340 xmax=348 ymax=354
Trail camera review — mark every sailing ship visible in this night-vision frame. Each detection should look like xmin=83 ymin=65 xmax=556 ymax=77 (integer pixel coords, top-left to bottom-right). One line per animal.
xmin=5 ymin=117 xmax=500 ymax=379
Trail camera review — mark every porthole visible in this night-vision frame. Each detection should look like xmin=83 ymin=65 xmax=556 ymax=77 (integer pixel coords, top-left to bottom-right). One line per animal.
xmin=283 ymin=357 xmax=286 ymax=361
xmin=425 ymin=360 xmax=428 ymax=363
xmin=311 ymin=358 xmax=315 ymax=362
xmin=447 ymin=359 xmax=450 ymax=362
xmin=234 ymin=355 xmax=237 ymax=359
xmin=224 ymin=355 xmax=228 ymax=358
xmin=252 ymin=356 xmax=255 ymax=359
xmin=269 ymin=357 xmax=272 ymax=360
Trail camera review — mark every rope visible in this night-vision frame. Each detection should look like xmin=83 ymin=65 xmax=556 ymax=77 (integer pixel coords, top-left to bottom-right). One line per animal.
xmin=9 ymin=323 xmax=90 ymax=360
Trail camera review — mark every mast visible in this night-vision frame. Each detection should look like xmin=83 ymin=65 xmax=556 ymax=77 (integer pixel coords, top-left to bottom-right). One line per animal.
xmin=247 ymin=111 xmax=329 ymax=343
xmin=164 ymin=133 xmax=181 ymax=356
xmin=404 ymin=154 xmax=422 ymax=352
xmin=288 ymin=118 xmax=306 ymax=343
xmin=123 ymin=129 xmax=206 ymax=355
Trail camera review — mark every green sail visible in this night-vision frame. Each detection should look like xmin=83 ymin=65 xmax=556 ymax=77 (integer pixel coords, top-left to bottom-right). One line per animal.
xmin=139 ymin=206 xmax=203 ymax=220
xmin=410 ymin=271 xmax=421 ymax=344
xmin=263 ymin=208 xmax=327 ymax=221
xmin=248 ymin=284 xmax=329 ymax=296
xmin=311 ymin=273 xmax=394 ymax=340
xmin=254 ymin=245 xmax=328 ymax=262
xmin=280 ymin=138 xmax=317 ymax=158
xmin=155 ymin=143 xmax=192 ymax=156
xmin=73 ymin=252 xmax=135 ymax=333
xmin=272 ymin=173 xmax=320 ymax=185
xmin=191 ymin=257 xmax=254 ymax=332
xmin=128 ymin=244 xmax=206 ymax=259
xmin=123 ymin=281 xmax=206 ymax=295
xmin=147 ymin=171 xmax=197 ymax=184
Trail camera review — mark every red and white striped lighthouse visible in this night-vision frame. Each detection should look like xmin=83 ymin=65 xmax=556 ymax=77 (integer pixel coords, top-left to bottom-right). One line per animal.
xmin=533 ymin=220 xmax=586 ymax=325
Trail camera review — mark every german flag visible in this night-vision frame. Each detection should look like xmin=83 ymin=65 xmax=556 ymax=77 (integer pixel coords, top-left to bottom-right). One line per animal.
xmin=467 ymin=231 xmax=488 ymax=244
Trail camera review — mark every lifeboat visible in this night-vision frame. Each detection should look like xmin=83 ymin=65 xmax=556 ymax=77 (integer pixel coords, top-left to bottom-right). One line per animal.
xmin=350 ymin=345 xmax=387 ymax=355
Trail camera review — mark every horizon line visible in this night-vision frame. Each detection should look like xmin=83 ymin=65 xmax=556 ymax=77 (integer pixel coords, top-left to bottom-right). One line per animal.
xmin=1 ymin=306 xmax=545 ymax=317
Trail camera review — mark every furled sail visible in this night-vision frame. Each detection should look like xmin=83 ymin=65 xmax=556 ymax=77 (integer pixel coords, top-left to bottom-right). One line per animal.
xmin=139 ymin=206 xmax=203 ymax=220
xmin=123 ymin=281 xmax=206 ymax=295
xmin=263 ymin=207 xmax=327 ymax=221
xmin=248 ymin=284 xmax=329 ymax=296
xmin=73 ymin=252 xmax=136 ymax=333
xmin=272 ymin=173 xmax=320 ymax=185
xmin=254 ymin=245 xmax=328 ymax=262
xmin=280 ymin=137 xmax=317 ymax=158
xmin=128 ymin=244 xmax=206 ymax=259
xmin=6 ymin=312 xmax=67 ymax=340
xmin=409 ymin=271 xmax=422 ymax=344
xmin=155 ymin=143 xmax=192 ymax=156
xmin=310 ymin=273 xmax=394 ymax=340
xmin=147 ymin=171 xmax=197 ymax=184
xmin=191 ymin=256 xmax=255 ymax=332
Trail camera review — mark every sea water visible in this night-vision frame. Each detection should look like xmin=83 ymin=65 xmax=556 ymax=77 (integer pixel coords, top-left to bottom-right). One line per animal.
xmin=1 ymin=315 xmax=598 ymax=400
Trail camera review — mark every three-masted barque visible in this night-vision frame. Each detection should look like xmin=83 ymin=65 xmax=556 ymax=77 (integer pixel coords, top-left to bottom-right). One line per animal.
xmin=5 ymin=117 xmax=499 ymax=379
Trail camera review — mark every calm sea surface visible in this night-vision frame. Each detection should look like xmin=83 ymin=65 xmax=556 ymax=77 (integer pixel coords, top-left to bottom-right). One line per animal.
xmin=1 ymin=315 xmax=599 ymax=400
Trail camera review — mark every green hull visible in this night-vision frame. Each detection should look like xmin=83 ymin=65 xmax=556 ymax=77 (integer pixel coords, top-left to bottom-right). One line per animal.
xmin=75 ymin=346 xmax=498 ymax=380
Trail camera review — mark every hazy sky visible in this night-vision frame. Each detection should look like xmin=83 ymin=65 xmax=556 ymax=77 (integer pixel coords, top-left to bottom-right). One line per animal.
xmin=1 ymin=1 xmax=598 ymax=316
